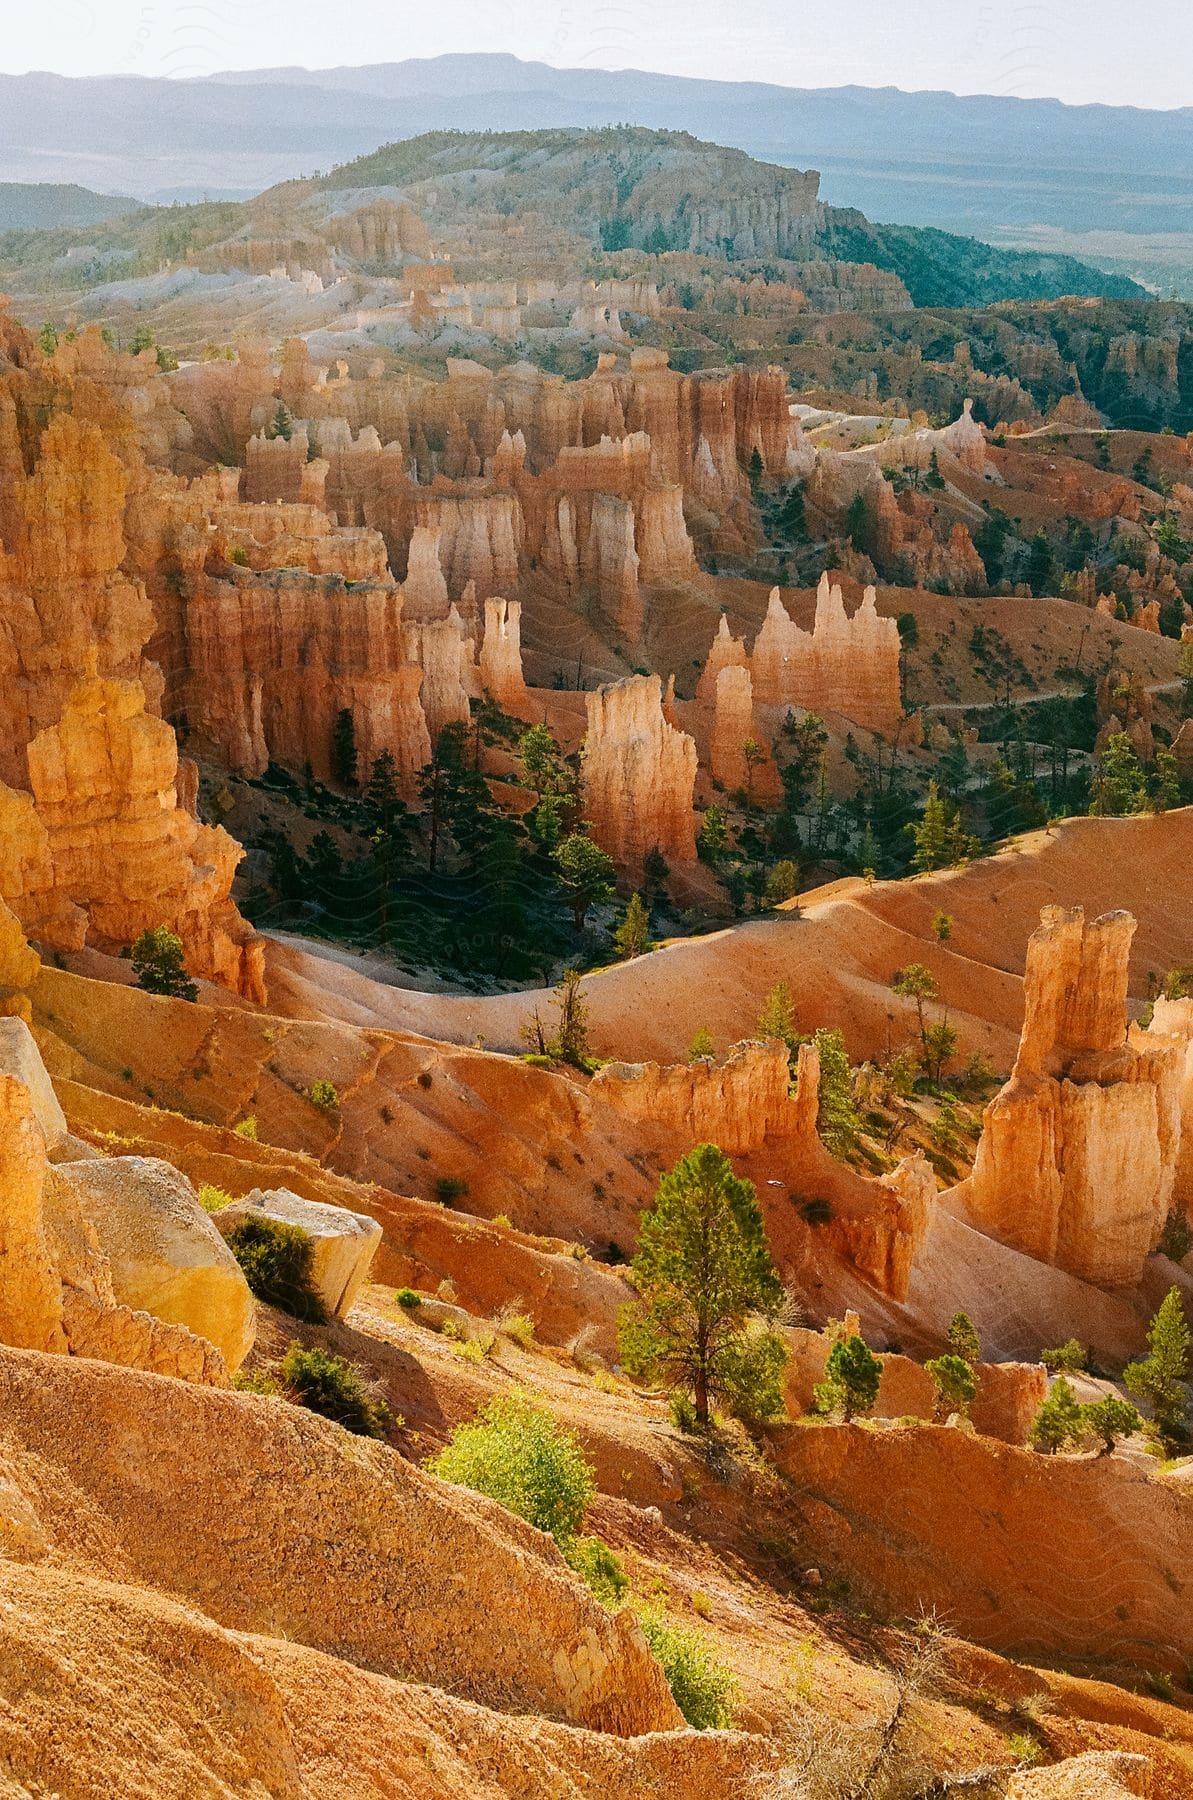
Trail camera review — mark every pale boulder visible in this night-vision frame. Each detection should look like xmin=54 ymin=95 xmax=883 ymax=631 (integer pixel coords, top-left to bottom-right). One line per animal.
xmin=63 ymin=1157 xmax=254 ymax=1371
xmin=0 ymin=1017 xmax=70 ymax=1156
xmin=215 ymin=1187 xmax=381 ymax=1319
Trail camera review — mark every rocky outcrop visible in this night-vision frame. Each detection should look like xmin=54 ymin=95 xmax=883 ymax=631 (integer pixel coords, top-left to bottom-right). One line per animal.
xmin=213 ymin=1187 xmax=380 ymax=1321
xmin=581 ymin=675 xmax=698 ymax=876
xmin=592 ymin=1038 xmax=934 ymax=1299
xmin=478 ymin=596 xmax=530 ymax=714
xmin=747 ymin=575 xmax=904 ymax=735
xmin=0 ymin=1029 xmax=237 ymax=1382
xmin=1145 ymin=996 xmax=1193 ymax=1221
xmin=5 ymin=666 xmax=265 ymax=1001
xmin=951 ymin=908 xmax=1183 ymax=1286
xmin=62 ymin=1156 xmax=255 ymax=1370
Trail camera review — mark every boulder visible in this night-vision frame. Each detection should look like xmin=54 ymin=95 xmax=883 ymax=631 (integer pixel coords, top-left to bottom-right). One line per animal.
xmin=61 ymin=1157 xmax=254 ymax=1371
xmin=214 ymin=1187 xmax=380 ymax=1319
xmin=0 ymin=1016 xmax=70 ymax=1156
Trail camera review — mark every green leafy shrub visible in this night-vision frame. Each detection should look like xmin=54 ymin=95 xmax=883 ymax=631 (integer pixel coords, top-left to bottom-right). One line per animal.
xmin=308 ymin=1079 xmax=339 ymax=1111
xmin=435 ymin=1175 xmax=469 ymax=1205
xmin=233 ymin=1116 xmax=258 ymax=1141
xmin=198 ymin=1183 xmax=234 ymax=1214
xmin=395 ymin=1287 xmax=422 ymax=1310
xmin=1041 ymin=1338 xmax=1086 ymax=1373
xmin=565 ymin=1536 xmax=629 ymax=1608
xmin=280 ymin=1342 xmax=391 ymax=1438
xmin=632 ymin=1603 xmax=736 ymax=1729
xmin=427 ymin=1393 xmax=595 ymax=1548
xmin=223 ymin=1215 xmax=326 ymax=1322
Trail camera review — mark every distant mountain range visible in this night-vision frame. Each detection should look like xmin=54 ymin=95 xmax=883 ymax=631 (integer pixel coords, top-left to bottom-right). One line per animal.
xmin=0 ymin=55 xmax=1190 ymax=246
xmin=0 ymin=181 xmax=139 ymax=232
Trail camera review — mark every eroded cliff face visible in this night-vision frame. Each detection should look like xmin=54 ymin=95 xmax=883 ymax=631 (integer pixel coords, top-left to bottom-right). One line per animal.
xmin=592 ymin=1037 xmax=934 ymax=1299
xmin=745 ymin=575 xmax=904 ymax=735
xmin=0 ymin=667 xmax=265 ymax=1002
xmin=581 ymin=675 xmax=698 ymax=876
xmin=953 ymin=907 xmax=1183 ymax=1287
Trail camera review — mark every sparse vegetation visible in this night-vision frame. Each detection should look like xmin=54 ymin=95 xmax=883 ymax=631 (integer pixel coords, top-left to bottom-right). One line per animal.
xmin=130 ymin=926 xmax=198 ymax=1002
xmin=280 ymin=1342 xmax=390 ymax=1438
xmin=223 ymin=1215 xmax=326 ymax=1322
xmin=631 ymin=1603 xmax=737 ymax=1729
xmin=428 ymin=1392 xmax=595 ymax=1548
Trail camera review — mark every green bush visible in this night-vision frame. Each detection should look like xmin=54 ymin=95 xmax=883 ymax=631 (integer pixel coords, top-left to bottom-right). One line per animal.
xmin=198 ymin=1183 xmax=234 ymax=1213
xmin=427 ymin=1392 xmax=595 ymax=1548
xmin=395 ymin=1287 xmax=422 ymax=1310
xmin=1041 ymin=1338 xmax=1086 ymax=1373
xmin=1029 ymin=1377 xmax=1084 ymax=1453
xmin=924 ymin=1352 xmax=977 ymax=1421
xmin=813 ymin=1334 xmax=882 ymax=1421
xmin=632 ymin=1603 xmax=736 ymax=1729
xmin=280 ymin=1342 xmax=391 ymax=1438
xmin=435 ymin=1175 xmax=470 ymax=1205
xmin=223 ymin=1214 xmax=326 ymax=1322
xmin=308 ymin=1078 xmax=339 ymax=1111
xmin=565 ymin=1536 xmax=629 ymax=1608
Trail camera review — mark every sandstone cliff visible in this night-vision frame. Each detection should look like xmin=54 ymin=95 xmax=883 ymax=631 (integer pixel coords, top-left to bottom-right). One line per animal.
xmin=951 ymin=907 xmax=1183 ymax=1286
xmin=581 ymin=675 xmax=698 ymax=876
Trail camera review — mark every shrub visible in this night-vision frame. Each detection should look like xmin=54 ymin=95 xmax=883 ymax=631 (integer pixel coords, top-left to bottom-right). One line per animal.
xmin=280 ymin=1342 xmax=391 ymax=1438
xmin=308 ymin=1079 xmax=339 ymax=1111
xmin=669 ymin=1389 xmax=698 ymax=1431
xmin=1041 ymin=1338 xmax=1086 ymax=1373
xmin=495 ymin=1308 xmax=536 ymax=1347
xmin=233 ymin=1115 xmax=258 ymax=1141
xmin=198 ymin=1183 xmax=234 ymax=1213
xmin=632 ymin=1604 xmax=736 ymax=1729
xmin=565 ymin=1536 xmax=628 ymax=1608
xmin=946 ymin=1311 xmax=982 ymax=1366
xmin=395 ymin=1287 xmax=422 ymax=1309
xmin=434 ymin=1175 xmax=469 ymax=1205
xmin=427 ymin=1393 xmax=595 ymax=1548
xmin=1029 ymin=1377 xmax=1084 ymax=1453
xmin=223 ymin=1215 xmax=326 ymax=1322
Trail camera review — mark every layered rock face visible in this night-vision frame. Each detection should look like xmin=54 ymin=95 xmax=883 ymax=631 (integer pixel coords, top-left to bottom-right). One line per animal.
xmin=1145 ymin=996 xmax=1193 ymax=1220
xmin=478 ymin=596 xmax=530 ymax=714
xmin=4 ymin=668 xmax=266 ymax=1001
xmin=0 ymin=407 xmax=157 ymax=785
xmin=745 ymin=575 xmax=904 ymax=735
xmin=0 ymin=1025 xmax=241 ymax=1382
xmin=581 ymin=675 xmax=698 ymax=876
xmin=592 ymin=1038 xmax=934 ymax=1299
xmin=954 ymin=907 xmax=1183 ymax=1286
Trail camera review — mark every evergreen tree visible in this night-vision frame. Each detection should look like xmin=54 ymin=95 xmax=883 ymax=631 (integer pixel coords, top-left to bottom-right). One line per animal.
xmin=613 ymin=891 xmax=650 ymax=960
xmin=365 ymin=750 xmax=401 ymax=826
xmin=269 ymin=402 xmax=293 ymax=442
xmin=618 ymin=1143 xmax=786 ymax=1426
xmin=924 ymin=1352 xmax=976 ymax=1421
xmin=1081 ymin=1395 xmax=1141 ymax=1456
xmin=947 ymin=1311 xmax=982 ymax=1367
xmin=813 ymin=1333 xmax=882 ymax=1422
xmin=1025 ymin=531 xmax=1056 ymax=596
xmin=518 ymin=722 xmax=564 ymax=794
xmin=1029 ymin=1377 xmax=1084 ymax=1453
xmin=698 ymin=804 xmax=729 ymax=864
xmin=923 ymin=449 xmax=946 ymax=491
xmin=688 ymin=1026 xmax=715 ymax=1062
xmin=844 ymin=493 xmax=872 ymax=554
xmin=891 ymin=962 xmax=939 ymax=1045
xmin=1149 ymin=748 xmax=1180 ymax=814
xmin=552 ymin=833 xmax=615 ymax=929
xmin=1090 ymin=731 xmax=1147 ymax=817
xmin=1124 ymin=1287 xmax=1191 ymax=1446
xmin=757 ymin=980 xmax=798 ymax=1051
xmin=777 ymin=481 xmax=807 ymax=541
xmin=812 ymin=1027 xmax=861 ymax=1159
xmin=330 ymin=707 xmax=358 ymax=789
xmin=130 ymin=926 xmax=199 ymax=1002
xmin=910 ymin=781 xmax=974 ymax=872
xmin=764 ymin=859 xmax=800 ymax=906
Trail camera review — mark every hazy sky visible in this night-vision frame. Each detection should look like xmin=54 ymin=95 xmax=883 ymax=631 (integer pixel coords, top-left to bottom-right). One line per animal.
xmin=5 ymin=0 xmax=1192 ymax=109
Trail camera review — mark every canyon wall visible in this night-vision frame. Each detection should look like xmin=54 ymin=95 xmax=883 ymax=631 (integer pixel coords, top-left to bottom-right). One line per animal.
xmin=745 ymin=575 xmax=904 ymax=735
xmin=581 ymin=675 xmax=698 ymax=876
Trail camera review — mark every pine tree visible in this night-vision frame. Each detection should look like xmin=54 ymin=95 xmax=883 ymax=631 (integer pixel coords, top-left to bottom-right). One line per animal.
xmin=910 ymin=781 xmax=973 ymax=872
xmin=1029 ymin=1377 xmax=1084 ymax=1453
xmin=891 ymin=962 xmax=939 ymax=1044
xmin=1090 ymin=731 xmax=1147 ymax=817
xmin=923 ymin=449 xmax=946 ymax=491
xmin=130 ymin=926 xmax=199 ymax=1002
xmin=269 ymin=402 xmax=293 ymax=442
xmin=365 ymin=750 xmax=401 ymax=825
xmin=618 ymin=1144 xmax=786 ymax=1426
xmin=1124 ymin=1286 xmax=1191 ymax=1446
xmin=330 ymin=707 xmax=358 ymax=788
xmin=552 ymin=833 xmax=615 ymax=930
xmin=1149 ymin=748 xmax=1180 ymax=814
xmin=947 ymin=1311 xmax=982 ymax=1367
xmin=757 ymin=980 xmax=798 ymax=1051
xmin=924 ymin=1352 xmax=976 ymax=1421
xmin=813 ymin=1334 xmax=882 ymax=1422
xmin=812 ymin=1027 xmax=861 ymax=1158
xmin=1081 ymin=1395 xmax=1140 ymax=1455
xmin=613 ymin=892 xmax=650 ymax=960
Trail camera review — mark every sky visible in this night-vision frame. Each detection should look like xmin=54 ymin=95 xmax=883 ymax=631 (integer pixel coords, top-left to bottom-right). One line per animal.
xmin=4 ymin=0 xmax=1192 ymax=110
